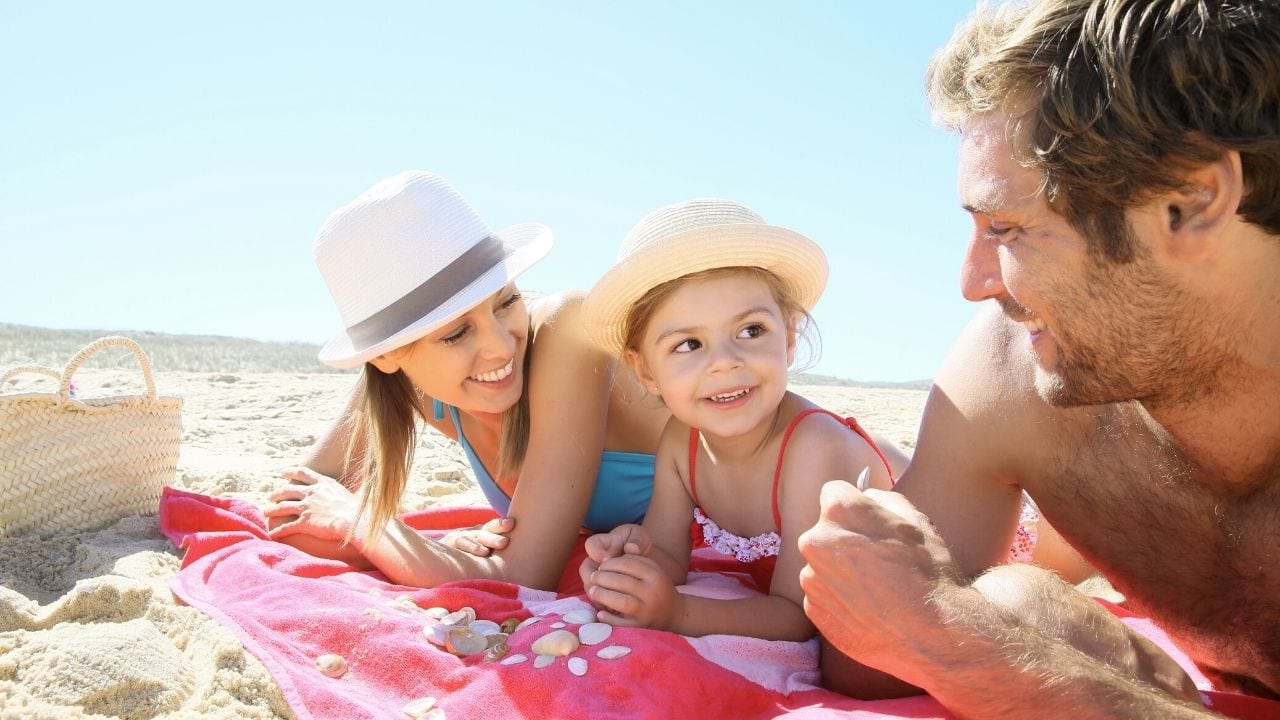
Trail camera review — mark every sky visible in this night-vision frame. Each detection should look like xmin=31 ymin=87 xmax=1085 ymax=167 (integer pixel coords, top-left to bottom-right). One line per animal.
xmin=1 ymin=2 xmax=983 ymax=383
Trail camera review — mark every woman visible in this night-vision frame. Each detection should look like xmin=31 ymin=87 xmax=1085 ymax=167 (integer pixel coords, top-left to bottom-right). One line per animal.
xmin=264 ymin=171 xmax=670 ymax=590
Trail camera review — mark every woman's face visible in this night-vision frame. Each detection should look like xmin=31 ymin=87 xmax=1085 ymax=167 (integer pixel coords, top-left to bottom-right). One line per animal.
xmin=371 ymin=283 xmax=529 ymax=417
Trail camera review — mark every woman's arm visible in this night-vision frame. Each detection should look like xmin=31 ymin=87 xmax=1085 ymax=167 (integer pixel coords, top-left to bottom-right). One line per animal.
xmin=300 ymin=376 xmax=367 ymax=487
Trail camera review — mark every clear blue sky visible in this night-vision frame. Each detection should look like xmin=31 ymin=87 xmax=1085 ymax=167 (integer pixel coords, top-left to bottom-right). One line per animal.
xmin=1 ymin=2 xmax=982 ymax=382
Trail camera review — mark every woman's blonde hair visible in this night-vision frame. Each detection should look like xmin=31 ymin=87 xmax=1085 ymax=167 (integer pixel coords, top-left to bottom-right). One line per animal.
xmin=349 ymin=325 xmax=532 ymax=546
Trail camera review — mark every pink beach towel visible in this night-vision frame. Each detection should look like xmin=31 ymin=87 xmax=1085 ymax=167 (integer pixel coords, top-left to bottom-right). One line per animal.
xmin=159 ymin=487 xmax=1278 ymax=720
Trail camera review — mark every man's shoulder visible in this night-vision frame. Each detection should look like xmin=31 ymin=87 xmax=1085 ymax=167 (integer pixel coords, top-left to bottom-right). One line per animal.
xmin=935 ymin=305 xmax=1041 ymax=413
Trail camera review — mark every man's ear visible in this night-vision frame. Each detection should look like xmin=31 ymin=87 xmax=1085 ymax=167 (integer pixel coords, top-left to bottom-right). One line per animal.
xmin=1161 ymin=149 xmax=1243 ymax=262
xmin=625 ymin=349 xmax=661 ymax=397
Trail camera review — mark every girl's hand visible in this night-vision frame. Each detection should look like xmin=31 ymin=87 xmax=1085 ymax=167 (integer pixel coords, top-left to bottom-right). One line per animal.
xmin=265 ymin=467 xmax=364 ymax=543
xmin=587 ymin=553 xmax=683 ymax=631
xmin=580 ymin=524 xmax=653 ymax=591
xmin=440 ymin=517 xmax=515 ymax=557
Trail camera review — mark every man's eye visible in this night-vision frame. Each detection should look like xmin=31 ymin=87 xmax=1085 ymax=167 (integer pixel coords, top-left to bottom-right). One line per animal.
xmin=987 ymin=222 xmax=1017 ymax=239
xmin=673 ymin=338 xmax=701 ymax=353
xmin=738 ymin=323 xmax=765 ymax=339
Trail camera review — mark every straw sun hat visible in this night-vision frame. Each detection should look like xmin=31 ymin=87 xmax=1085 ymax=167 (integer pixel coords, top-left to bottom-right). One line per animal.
xmin=581 ymin=198 xmax=829 ymax=356
xmin=314 ymin=171 xmax=553 ymax=368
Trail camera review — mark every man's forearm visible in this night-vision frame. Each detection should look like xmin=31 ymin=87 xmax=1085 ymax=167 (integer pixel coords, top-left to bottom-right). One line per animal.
xmin=910 ymin=584 xmax=1211 ymax=720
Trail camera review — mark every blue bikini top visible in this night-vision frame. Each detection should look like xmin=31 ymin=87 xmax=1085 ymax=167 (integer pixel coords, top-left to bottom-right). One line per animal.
xmin=433 ymin=400 xmax=655 ymax=532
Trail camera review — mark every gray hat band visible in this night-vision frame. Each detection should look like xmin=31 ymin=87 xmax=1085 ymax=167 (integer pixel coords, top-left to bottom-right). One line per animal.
xmin=346 ymin=235 xmax=512 ymax=349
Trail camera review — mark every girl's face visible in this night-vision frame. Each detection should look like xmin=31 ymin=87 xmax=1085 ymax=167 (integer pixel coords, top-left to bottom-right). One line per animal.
xmin=628 ymin=273 xmax=795 ymax=440
xmin=371 ymin=284 xmax=529 ymax=417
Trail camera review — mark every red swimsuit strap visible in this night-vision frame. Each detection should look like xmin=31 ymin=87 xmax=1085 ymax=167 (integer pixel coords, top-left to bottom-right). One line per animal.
xmin=688 ymin=409 xmax=894 ymax=535
xmin=772 ymin=409 xmax=897 ymax=533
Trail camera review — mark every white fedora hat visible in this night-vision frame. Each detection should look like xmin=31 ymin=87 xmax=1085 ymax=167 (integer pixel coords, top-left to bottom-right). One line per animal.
xmin=314 ymin=171 xmax=553 ymax=368
xmin=581 ymin=198 xmax=828 ymax=356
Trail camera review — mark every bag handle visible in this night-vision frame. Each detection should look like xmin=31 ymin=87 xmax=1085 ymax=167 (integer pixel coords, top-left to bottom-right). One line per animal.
xmin=60 ymin=336 xmax=158 ymax=401
xmin=0 ymin=364 xmax=62 ymax=388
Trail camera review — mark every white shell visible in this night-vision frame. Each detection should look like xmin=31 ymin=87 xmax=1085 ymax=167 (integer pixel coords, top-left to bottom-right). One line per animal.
xmin=562 ymin=608 xmax=597 ymax=625
xmin=530 ymin=629 xmax=580 ymax=657
xmin=516 ymin=616 xmax=541 ymax=632
xmin=445 ymin=627 xmax=488 ymax=656
xmin=316 ymin=653 xmax=347 ymax=678
xmin=401 ymin=696 xmax=437 ymax=718
xmin=596 ymin=645 xmax=631 ymax=660
xmin=550 ymin=621 xmax=566 ymax=629
xmin=577 ymin=622 xmax=612 ymax=646
xmin=499 ymin=653 xmax=529 ymax=666
xmin=425 ymin=607 xmax=450 ymax=620
xmin=469 ymin=619 xmax=502 ymax=636
xmin=441 ymin=607 xmax=476 ymax=627
xmin=534 ymin=653 xmax=556 ymax=669
xmin=423 ymin=710 xmax=445 ymax=720
xmin=424 ymin=624 xmax=449 ymax=647
xmin=568 ymin=657 xmax=588 ymax=676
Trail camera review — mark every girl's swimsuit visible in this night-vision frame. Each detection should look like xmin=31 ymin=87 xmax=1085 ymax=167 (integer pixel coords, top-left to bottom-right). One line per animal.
xmin=688 ymin=408 xmax=894 ymax=591
xmin=435 ymin=400 xmax=655 ymax=532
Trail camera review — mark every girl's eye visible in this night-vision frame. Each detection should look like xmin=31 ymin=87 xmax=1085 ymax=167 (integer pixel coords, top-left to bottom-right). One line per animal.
xmin=441 ymin=325 xmax=470 ymax=345
xmin=738 ymin=323 xmax=765 ymax=339
xmin=500 ymin=292 xmax=523 ymax=310
xmin=673 ymin=338 xmax=702 ymax=353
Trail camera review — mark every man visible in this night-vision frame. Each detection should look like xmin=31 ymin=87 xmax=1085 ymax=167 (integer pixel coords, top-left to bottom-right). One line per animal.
xmin=798 ymin=1 xmax=1280 ymax=717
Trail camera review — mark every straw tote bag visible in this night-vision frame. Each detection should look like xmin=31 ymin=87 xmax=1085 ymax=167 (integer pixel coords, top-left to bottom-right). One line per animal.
xmin=0 ymin=336 xmax=182 ymax=537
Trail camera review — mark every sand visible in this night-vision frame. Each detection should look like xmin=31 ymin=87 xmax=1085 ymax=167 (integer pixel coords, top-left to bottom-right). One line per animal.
xmin=0 ymin=369 xmax=927 ymax=719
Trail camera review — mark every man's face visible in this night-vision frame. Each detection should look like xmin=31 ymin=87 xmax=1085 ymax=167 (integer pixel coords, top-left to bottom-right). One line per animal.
xmin=955 ymin=113 xmax=1229 ymax=408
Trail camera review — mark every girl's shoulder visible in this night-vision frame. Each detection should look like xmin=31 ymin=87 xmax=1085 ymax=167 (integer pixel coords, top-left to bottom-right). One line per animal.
xmin=775 ymin=392 xmax=882 ymax=467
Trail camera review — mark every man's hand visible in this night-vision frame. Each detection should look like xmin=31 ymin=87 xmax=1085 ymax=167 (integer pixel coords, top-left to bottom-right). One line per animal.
xmin=587 ymin=553 xmax=683 ymax=630
xmin=439 ymin=517 xmax=515 ymax=557
xmin=798 ymin=480 xmax=961 ymax=685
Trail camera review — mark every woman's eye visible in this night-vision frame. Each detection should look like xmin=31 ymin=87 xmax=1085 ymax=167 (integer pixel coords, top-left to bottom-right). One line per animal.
xmin=673 ymin=338 xmax=701 ymax=353
xmin=441 ymin=325 xmax=470 ymax=345
xmin=738 ymin=323 xmax=765 ymax=339
xmin=500 ymin=292 xmax=523 ymax=310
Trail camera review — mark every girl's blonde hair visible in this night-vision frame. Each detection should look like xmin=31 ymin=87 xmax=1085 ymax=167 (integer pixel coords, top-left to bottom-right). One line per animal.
xmin=622 ymin=266 xmax=816 ymax=360
xmin=349 ymin=328 xmax=532 ymax=546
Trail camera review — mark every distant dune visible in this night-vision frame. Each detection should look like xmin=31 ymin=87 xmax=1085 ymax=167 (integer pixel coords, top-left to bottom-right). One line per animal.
xmin=0 ymin=323 xmax=931 ymax=389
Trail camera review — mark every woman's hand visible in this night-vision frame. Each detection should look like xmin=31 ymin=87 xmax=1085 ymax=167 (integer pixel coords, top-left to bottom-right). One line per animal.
xmin=264 ymin=467 xmax=364 ymax=543
xmin=587 ymin=553 xmax=683 ymax=631
xmin=439 ymin=517 xmax=516 ymax=557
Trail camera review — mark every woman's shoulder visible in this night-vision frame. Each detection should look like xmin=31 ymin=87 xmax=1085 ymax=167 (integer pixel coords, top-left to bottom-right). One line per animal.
xmin=527 ymin=290 xmax=593 ymax=346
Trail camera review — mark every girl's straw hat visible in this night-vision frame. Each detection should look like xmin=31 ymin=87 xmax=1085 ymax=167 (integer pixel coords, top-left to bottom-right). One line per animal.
xmin=582 ymin=198 xmax=828 ymax=356
xmin=314 ymin=171 xmax=553 ymax=368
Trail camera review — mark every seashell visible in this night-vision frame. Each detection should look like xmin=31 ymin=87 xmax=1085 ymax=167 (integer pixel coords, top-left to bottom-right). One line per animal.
xmin=562 ymin=608 xmax=597 ymax=625
xmin=596 ymin=645 xmax=631 ymax=660
xmin=577 ymin=622 xmax=612 ymax=646
xmin=469 ymin=619 xmax=502 ymax=636
xmin=499 ymin=653 xmax=528 ymax=666
xmin=515 ymin=616 xmax=541 ymax=632
xmin=441 ymin=607 xmax=476 ymax=627
xmin=425 ymin=607 xmax=450 ymax=620
xmin=568 ymin=657 xmax=588 ymax=676
xmin=551 ymin=621 xmax=566 ymax=629
xmin=424 ymin=624 xmax=450 ymax=647
xmin=316 ymin=653 xmax=347 ymax=678
xmin=483 ymin=639 xmax=510 ymax=662
xmin=401 ymin=696 xmax=437 ymax=718
xmin=499 ymin=617 xmax=522 ymax=634
xmin=423 ymin=710 xmax=445 ymax=720
xmin=530 ymin=629 xmax=580 ymax=657
xmin=445 ymin=627 xmax=488 ymax=657
xmin=485 ymin=633 xmax=509 ymax=649
xmin=533 ymin=653 xmax=556 ymax=669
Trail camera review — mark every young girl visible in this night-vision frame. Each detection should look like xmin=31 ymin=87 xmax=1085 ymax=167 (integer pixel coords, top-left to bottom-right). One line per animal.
xmin=576 ymin=197 xmax=896 ymax=647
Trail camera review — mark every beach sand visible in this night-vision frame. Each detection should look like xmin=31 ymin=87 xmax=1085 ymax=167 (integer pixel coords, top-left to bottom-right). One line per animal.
xmin=0 ymin=369 xmax=929 ymax=719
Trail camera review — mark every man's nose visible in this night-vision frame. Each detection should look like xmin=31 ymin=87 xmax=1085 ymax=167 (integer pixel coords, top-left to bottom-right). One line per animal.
xmin=960 ymin=230 xmax=1006 ymax=302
